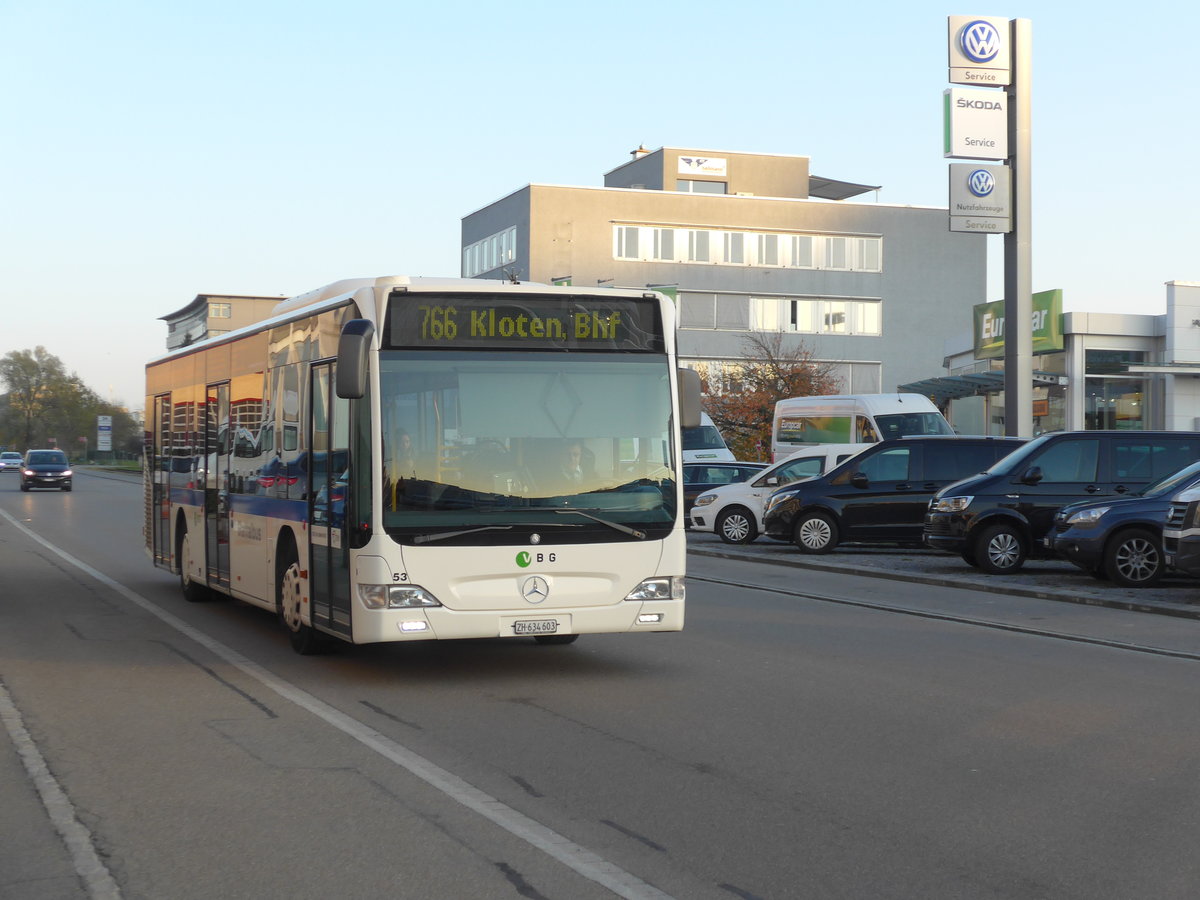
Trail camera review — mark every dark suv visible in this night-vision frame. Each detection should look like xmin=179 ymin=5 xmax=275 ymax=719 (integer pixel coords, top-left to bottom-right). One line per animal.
xmin=762 ymin=436 xmax=1024 ymax=552
xmin=924 ymin=431 xmax=1200 ymax=574
xmin=1046 ymin=460 xmax=1200 ymax=587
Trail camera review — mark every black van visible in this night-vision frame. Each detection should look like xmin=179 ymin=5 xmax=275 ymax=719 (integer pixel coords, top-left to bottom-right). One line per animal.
xmin=924 ymin=431 xmax=1200 ymax=574
xmin=761 ymin=436 xmax=1024 ymax=552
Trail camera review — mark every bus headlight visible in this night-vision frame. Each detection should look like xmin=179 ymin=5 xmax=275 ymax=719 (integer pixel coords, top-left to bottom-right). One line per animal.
xmin=625 ymin=577 xmax=685 ymax=602
xmin=357 ymin=584 xmax=443 ymax=610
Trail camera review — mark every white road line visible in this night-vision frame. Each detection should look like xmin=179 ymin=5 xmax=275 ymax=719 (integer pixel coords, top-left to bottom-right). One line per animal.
xmin=0 ymin=680 xmax=122 ymax=900
xmin=0 ymin=509 xmax=675 ymax=900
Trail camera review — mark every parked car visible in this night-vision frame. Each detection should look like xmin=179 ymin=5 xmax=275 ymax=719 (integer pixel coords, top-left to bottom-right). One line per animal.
xmin=0 ymin=451 xmax=23 ymax=473
xmin=20 ymin=449 xmax=73 ymax=492
xmin=682 ymin=461 xmax=768 ymax=516
xmin=690 ymin=444 xmax=866 ymax=543
xmin=1046 ymin=460 xmax=1200 ymax=587
xmin=925 ymin=430 xmax=1200 ymax=574
xmin=762 ymin=436 xmax=1024 ymax=552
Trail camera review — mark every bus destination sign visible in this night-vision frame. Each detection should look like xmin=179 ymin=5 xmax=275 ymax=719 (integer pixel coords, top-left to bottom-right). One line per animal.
xmin=387 ymin=293 xmax=664 ymax=352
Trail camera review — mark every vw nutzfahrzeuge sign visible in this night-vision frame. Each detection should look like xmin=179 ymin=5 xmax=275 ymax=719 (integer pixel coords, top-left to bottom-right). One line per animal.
xmin=948 ymin=15 xmax=1011 ymax=86
xmin=949 ymin=164 xmax=1011 ymax=233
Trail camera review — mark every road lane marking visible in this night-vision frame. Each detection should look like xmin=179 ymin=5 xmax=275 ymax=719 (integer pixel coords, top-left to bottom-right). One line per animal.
xmin=0 ymin=509 xmax=675 ymax=900
xmin=0 ymin=679 xmax=122 ymax=900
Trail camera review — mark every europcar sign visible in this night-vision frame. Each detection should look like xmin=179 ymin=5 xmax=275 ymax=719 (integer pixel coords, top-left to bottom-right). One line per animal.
xmin=948 ymin=16 xmax=1011 ymax=86
xmin=973 ymin=290 xmax=1064 ymax=359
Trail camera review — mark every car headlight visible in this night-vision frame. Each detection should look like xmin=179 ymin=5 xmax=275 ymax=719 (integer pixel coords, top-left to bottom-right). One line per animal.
xmin=357 ymin=584 xmax=442 ymax=610
xmin=765 ymin=493 xmax=792 ymax=513
xmin=933 ymin=495 xmax=973 ymax=512
xmin=625 ymin=576 xmax=685 ymax=602
xmin=693 ymin=493 xmax=717 ymax=508
xmin=1066 ymin=506 xmax=1110 ymax=527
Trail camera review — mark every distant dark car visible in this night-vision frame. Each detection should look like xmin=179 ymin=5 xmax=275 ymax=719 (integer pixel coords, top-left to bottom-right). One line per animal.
xmin=20 ymin=449 xmax=73 ymax=492
xmin=925 ymin=430 xmax=1200 ymax=574
xmin=1045 ymin=460 xmax=1200 ymax=587
xmin=682 ymin=462 xmax=768 ymax=516
xmin=763 ymin=436 xmax=1024 ymax=552
xmin=0 ymin=451 xmax=23 ymax=473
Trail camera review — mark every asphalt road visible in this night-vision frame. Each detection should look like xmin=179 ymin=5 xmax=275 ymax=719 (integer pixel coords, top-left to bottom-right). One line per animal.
xmin=4 ymin=470 xmax=1200 ymax=899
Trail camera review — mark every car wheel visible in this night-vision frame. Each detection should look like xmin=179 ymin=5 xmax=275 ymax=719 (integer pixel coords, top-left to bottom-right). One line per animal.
xmin=177 ymin=527 xmax=210 ymax=602
xmin=960 ymin=549 xmax=979 ymax=568
xmin=62 ymin=485 xmax=72 ymax=492
xmin=975 ymin=523 xmax=1027 ymax=574
xmin=534 ymin=634 xmax=579 ymax=645
xmin=1104 ymin=527 xmax=1163 ymax=588
xmin=716 ymin=507 xmax=757 ymax=544
xmin=277 ymin=547 xmax=328 ymax=654
xmin=20 ymin=483 xmax=29 ymax=492
xmin=793 ymin=511 xmax=838 ymax=554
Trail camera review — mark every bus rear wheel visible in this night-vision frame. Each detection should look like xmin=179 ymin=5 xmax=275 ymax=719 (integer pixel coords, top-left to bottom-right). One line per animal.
xmin=178 ymin=527 xmax=210 ymax=602
xmin=276 ymin=550 xmax=328 ymax=655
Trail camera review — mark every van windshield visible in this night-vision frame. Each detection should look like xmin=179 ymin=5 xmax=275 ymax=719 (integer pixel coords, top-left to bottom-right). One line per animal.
xmin=682 ymin=425 xmax=728 ymax=452
xmin=873 ymin=412 xmax=954 ymax=440
xmin=987 ymin=434 xmax=1053 ymax=475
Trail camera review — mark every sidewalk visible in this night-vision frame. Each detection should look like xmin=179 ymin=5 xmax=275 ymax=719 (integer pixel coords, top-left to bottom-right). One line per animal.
xmin=686 ymin=531 xmax=1200 ymax=621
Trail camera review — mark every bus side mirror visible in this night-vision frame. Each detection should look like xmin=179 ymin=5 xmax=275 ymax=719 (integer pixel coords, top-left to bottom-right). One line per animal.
xmin=678 ymin=368 xmax=702 ymax=429
xmin=336 ymin=319 xmax=375 ymax=399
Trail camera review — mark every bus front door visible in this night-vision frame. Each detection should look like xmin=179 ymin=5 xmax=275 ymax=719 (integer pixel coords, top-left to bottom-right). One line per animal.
xmin=309 ymin=362 xmax=352 ymax=639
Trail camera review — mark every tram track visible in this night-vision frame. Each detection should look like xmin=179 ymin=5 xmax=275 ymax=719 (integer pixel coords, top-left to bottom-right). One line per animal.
xmin=690 ymin=573 xmax=1200 ymax=663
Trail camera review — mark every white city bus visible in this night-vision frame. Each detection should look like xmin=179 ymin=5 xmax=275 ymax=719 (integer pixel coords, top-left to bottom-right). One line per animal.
xmin=145 ymin=276 xmax=700 ymax=653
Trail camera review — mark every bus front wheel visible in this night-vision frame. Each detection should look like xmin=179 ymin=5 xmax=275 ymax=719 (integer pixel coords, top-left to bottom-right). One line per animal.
xmin=276 ymin=550 xmax=327 ymax=655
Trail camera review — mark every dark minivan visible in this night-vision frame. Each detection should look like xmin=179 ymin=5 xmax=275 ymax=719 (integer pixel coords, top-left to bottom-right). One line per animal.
xmin=924 ymin=431 xmax=1200 ymax=574
xmin=762 ymin=436 xmax=1024 ymax=552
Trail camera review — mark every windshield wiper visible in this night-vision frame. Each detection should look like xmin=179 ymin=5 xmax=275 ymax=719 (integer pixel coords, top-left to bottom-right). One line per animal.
xmin=553 ymin=508 xmax=646 ymax=540
xmin=412 ymin=525 xmax=514 ymax=545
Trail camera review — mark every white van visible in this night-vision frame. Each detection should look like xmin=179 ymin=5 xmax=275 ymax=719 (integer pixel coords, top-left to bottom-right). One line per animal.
xmin=682 ymin=412 xmax=735 ymax=463
xmin=771 ymin=393 xmax=952 ymax=461
xmin=689 ymin=443 xmax=866 ymax=543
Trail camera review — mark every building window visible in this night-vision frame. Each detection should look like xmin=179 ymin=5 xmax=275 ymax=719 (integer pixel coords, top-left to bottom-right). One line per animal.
xmin=757 ymin=234 xmax=779 ymax=266
xmin=723 ymin=232 xmax=744 ymax=264
xmin=463 ymin=226 xmax=518 ymax=276
xmin=677 ymin=179 xmax=727 ymax=194
xmin=208 ymin=329 xmax=229 ymax=337
xmin=825 ymin=237 xmax=848 ymax=270
xmin=688 ymin=230 xmax=710 ymax=262
xmin=791 ymin=235 xmax=814 ymax=268
xmin=615 ymin=226 xmax=640 ymax=260
xmin=209 ymin=302 xmax=232 ymax=318
xmin=652 ymin=228 xmax=675 ymax=261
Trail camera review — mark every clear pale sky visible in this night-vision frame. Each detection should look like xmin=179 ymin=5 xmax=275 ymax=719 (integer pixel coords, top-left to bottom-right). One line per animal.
xmin=2 ymin=1 xmax=1193 ymax=411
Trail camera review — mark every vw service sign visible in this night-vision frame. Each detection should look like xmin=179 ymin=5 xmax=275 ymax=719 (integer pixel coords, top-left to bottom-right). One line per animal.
xmin=949 ymin=164 xmax=1010 ymax=233
xmin=948 ymin=15 xmax=1011 ymax=86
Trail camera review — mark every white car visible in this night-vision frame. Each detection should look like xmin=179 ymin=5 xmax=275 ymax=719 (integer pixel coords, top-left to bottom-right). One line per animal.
xmin=0 ymin=451 xmax=23 ymax=473
xmin=689 ymin=443 xmax=866 ymax=544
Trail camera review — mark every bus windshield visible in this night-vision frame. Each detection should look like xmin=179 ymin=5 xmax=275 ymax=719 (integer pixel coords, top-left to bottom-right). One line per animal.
xmin=379 ymin=351 xmax=677 ymax=544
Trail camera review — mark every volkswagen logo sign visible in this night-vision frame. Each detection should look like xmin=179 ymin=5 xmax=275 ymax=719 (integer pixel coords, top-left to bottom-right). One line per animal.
xmin=968 ymin=169 xmax=995 ymax=198
xmin=960 ymin=19 xmax=1001 ymax=64
xmin=522 ymin=576 xmax=550 ymax=604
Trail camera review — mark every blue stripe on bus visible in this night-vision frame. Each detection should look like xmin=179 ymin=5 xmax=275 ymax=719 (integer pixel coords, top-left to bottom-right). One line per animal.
xmin=166 ymin=489 xmax=309 ymax=523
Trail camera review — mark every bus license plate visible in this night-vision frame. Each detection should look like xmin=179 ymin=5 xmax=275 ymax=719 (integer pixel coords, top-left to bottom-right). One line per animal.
xmin=514 ymin=619 xmax=558 ymax=636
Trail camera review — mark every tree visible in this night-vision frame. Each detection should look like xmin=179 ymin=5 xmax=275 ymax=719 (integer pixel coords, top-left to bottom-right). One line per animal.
xmin=0 ymin=347 xmax=141 ymax=459
xmin=700 ymin=333 xmax=842 ymax=461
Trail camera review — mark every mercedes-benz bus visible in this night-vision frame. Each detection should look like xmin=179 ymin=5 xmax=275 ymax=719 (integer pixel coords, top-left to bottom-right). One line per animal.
xmin=145 ymin=276 xmax=699 ymax=653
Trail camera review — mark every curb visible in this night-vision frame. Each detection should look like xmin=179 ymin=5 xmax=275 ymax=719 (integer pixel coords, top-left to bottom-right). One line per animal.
xmin=688 ymin=544 xmax=1200 ymax=622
